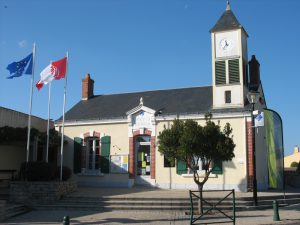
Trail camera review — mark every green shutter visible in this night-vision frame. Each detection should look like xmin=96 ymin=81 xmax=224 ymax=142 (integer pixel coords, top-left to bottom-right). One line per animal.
xmin=73 ymin=137 xmax=83 ymax=173
xmin=100 ymin=156 xmax=110 ymax=174
xmin=215 ymin=61 xmax=226 ymax=85
xmin=176 ymin=160 xmax=187 ymax=175
xmin=212 ymin=160 xmax=223 ymax=175
xmin=229 ymin=59 xmax=240 ymax=83
xmin=101 ymin=136 xmax=111 ymax=173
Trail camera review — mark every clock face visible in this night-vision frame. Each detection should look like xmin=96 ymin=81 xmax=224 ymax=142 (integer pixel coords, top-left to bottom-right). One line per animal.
xmin=215 ymin=31 xmax=239 ymax=58
xmin=219 ymin=38 xmax=233 ymax=51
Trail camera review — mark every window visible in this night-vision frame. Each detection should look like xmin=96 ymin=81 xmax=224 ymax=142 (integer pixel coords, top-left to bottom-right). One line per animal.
xmin=73 ymin=135 xmax=111 ymax=174
xmin=225 ymin=91 xmax=231 ymax=104
xmin=191 ymin=157 xmax=206 ymax=172
xmin=229 ymin=59 xmax=240 ymax=83
xmin=86 ymin=138 xmax=100 ymax=171
xmin=176 ymin=157 xmax=209 ymax=175
xmin=164 ymin=156 xmax=175 ymax=167
xmin=215 ymin=61 xmax=226 ymax=85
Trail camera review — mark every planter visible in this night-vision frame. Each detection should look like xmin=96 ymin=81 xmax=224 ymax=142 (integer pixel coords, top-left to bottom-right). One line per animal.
xmin=9 ymin=180 xmax=77 ymax=205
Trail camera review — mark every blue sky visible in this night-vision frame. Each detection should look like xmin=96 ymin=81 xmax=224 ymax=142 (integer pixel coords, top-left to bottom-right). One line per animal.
xmin=0 ymin=0 xmax=299 ymax=156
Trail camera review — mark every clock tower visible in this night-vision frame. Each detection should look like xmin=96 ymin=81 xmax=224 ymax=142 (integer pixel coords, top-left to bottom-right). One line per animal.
xmin=210 ymin=1 xmax=249 ymax=108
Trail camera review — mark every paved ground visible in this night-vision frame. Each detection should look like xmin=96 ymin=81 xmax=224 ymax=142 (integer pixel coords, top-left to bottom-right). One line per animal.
xmin=2 ymin=186 xmax=300 ymax=225
xmin=2 ymin=204 xmax=300 ymax=225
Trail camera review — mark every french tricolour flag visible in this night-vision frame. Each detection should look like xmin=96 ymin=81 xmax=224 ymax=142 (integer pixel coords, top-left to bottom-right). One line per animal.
xmin=36 ymin=57 xmax=67 ymax=90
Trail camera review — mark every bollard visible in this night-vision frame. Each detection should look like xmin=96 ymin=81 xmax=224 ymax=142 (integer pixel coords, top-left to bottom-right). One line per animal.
xmin=63 ymin=215 xmax=70 ymax=225
xmin=273 ymin=200 xmax=280 ymax=221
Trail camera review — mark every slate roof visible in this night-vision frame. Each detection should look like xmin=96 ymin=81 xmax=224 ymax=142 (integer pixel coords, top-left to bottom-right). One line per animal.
xmin=210 ymin=7 xmax=242 ymax=32
xmin=60 ymin=86 xmax=249 ymax=122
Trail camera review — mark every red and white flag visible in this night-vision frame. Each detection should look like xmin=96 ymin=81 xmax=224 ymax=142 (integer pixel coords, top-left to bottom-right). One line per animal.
xmin=36 ymin=57 xmax=67 ymax=90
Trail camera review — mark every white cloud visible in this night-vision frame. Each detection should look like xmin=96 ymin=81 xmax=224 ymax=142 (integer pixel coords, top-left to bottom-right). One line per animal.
xmin=18 ymin=40 xmax=27 ymax=48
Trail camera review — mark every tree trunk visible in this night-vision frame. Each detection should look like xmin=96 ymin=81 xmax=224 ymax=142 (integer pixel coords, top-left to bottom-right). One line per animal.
xmin=198 ymin=184 xmax=204 ymax=215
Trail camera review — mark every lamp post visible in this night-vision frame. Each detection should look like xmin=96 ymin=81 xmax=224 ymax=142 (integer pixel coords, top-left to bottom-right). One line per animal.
xmin=247 ymin=90 xmax=260 ymax=206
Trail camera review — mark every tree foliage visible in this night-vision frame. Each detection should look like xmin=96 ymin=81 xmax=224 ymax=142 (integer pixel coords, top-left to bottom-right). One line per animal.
xmin=158 ymin=114 xmax=235 ymax=214
xmin=0 ymin=126 xmax=61 ymax=148
xmin=158 ymin=114 xmax=235 ymax=188
xmin=290 ymin=161 xmax=299 ymax=168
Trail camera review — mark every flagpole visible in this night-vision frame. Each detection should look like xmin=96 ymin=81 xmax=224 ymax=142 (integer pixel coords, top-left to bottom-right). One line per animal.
xmin=26 ymin=43 xmax=36 ymax=162
xmin=60 ymin=52 xmax=68 ymax=181
xmin=46 ymin=81 xmax=52 ymax=162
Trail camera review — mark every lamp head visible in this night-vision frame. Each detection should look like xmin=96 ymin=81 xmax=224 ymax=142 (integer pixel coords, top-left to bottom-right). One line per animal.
xmin=247 ymin=91 xmax=260 ymax=104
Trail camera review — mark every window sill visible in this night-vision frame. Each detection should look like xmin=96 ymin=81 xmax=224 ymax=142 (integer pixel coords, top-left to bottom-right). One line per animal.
xmin=181 ymin=172 xmax=217 ymax=178
xmin=78 ymin=172 xmax=104 ymax=177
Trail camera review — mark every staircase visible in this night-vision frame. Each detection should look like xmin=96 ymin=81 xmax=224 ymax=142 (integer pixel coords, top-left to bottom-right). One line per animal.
xmin=32 ymin=192 xmax=300 ymax=212
xmin=0 ymin=186 xmax=30 ymax=222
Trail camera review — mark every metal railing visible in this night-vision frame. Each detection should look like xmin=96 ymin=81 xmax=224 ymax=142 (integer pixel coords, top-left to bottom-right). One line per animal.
xmin=189 ymin=189 xmax=235 ymax=225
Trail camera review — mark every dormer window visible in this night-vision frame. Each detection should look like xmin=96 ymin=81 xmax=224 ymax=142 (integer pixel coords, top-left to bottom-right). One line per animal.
xmin=225 ymin=91 xmax=231 ymax=104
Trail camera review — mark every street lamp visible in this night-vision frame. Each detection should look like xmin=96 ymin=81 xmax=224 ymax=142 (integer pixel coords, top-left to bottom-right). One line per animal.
xmin=247 ymin=90 xmax=260 ymax=206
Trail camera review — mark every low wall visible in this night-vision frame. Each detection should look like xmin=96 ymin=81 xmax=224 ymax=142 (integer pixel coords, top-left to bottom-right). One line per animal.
xmin=76 ymin=173 xmax=130 ymax=187
xmin=286 ymin=174 xmax=300 ymax=188
xmin=9 ymin=180 xmax=77 ymax=205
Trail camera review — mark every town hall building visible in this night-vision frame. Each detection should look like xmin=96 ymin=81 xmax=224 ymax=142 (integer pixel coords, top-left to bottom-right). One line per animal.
xmin=55 ymin=2 xmax=272 ymax=192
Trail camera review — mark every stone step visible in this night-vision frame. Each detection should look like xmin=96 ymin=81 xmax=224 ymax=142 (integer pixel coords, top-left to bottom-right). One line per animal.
xmin=238 ymin=194 xmax=300 ymax=201
xmin=0 ymin=200 xmax=7 ymax=206
xmin=33 ymin=203 xmax=236 ymax=211
xmin=64 ymin=193 xmax=300 ymax=202
xmin=59 ymin=196 xmax=300 ymax=206
xmin=0 ymin=204 xmax=30 ymax=222
xmin=33 ymin=202 xmax=289 ymax=211
xmin=33 ymin=197 xmax=296 ymax=211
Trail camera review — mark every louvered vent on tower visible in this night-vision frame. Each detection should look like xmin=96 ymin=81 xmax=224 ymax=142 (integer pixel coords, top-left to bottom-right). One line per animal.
xmin=215 ymin=61 xmax=226 ymax=85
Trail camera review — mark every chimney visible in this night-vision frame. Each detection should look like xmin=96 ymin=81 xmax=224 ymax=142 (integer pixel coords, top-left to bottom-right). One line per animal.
xmin=249 ymin=55 xmax=260 ymax=91
xmin=82 ymin=73 xmax=94 ymax=100
xmin=294 ymin=146 xmax=299 ymax=154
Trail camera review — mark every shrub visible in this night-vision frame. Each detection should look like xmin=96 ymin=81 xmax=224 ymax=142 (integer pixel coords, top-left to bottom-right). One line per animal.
xmin=55 ymin=166 xmax=72 ymax=181
xmin=20 ymin=161 xmax=55 ymax=181
xmin=290 ymin=162 xmax=298 ymax=167
xmin=19 ymin=162 xmax=72 ymax=181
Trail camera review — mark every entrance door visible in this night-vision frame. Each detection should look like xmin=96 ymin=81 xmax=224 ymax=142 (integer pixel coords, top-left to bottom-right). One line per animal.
xmin=137 ymin=143 xmax=151 ymax=176
xmin=135 ymin=136 xmax=152 ymax=185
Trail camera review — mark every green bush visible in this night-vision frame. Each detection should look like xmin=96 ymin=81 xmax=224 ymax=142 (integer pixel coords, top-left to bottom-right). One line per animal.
xmin=55 ymin=166 xmax=72 ymax=181
xmin=19 ymin=162 xmax=72 ymax=181
xmin=290 ymin=162 xmax=299 ymax=167
xmin=20 ymin=161 xmax=55 ymax=181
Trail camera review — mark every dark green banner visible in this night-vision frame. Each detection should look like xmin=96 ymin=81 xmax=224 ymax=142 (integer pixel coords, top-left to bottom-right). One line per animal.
xmin=264 ymin=109 xmax=284 ymax=189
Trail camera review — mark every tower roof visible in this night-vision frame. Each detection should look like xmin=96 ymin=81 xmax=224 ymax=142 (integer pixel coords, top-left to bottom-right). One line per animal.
xmin=210 ymin=1 xmax=243 ymax=33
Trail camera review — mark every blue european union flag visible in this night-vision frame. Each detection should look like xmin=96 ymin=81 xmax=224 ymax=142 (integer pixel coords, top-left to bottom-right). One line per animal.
xmin=6 ymin=53 xmax=33 ymax=79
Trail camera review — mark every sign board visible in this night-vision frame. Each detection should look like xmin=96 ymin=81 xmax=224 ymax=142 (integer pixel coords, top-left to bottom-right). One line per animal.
xmin=110 ymin=155 xmax=129 ymax=173
xmin=133 ymin=111 xmax=152 ymax=129
xmin=255 ymin=112 xmax=264 ymax=127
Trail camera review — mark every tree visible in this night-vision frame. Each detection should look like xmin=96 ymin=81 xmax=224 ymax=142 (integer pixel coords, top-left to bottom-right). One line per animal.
xmin=290 ymin=161 xmax=298 ymax=168
xmin=158 ymin=114 xmax=235 ymax=214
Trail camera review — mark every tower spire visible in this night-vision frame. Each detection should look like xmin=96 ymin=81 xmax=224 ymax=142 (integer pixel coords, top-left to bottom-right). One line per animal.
xmin=226 ymin=0 xmax=231 ymax=11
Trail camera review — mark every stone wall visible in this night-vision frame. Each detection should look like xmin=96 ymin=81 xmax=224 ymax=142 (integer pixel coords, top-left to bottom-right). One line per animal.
xmin=9 ymin=180 xmax=77 ymax=205
xmin=285 ymin=172 xmax=300 ymax=188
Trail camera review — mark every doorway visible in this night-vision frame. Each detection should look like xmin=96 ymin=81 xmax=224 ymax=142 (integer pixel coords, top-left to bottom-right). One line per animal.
xmin=137 ymin=143 xmax=151 ymax=176
xmin=135 ymin=135 xmax=152 ymax=185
